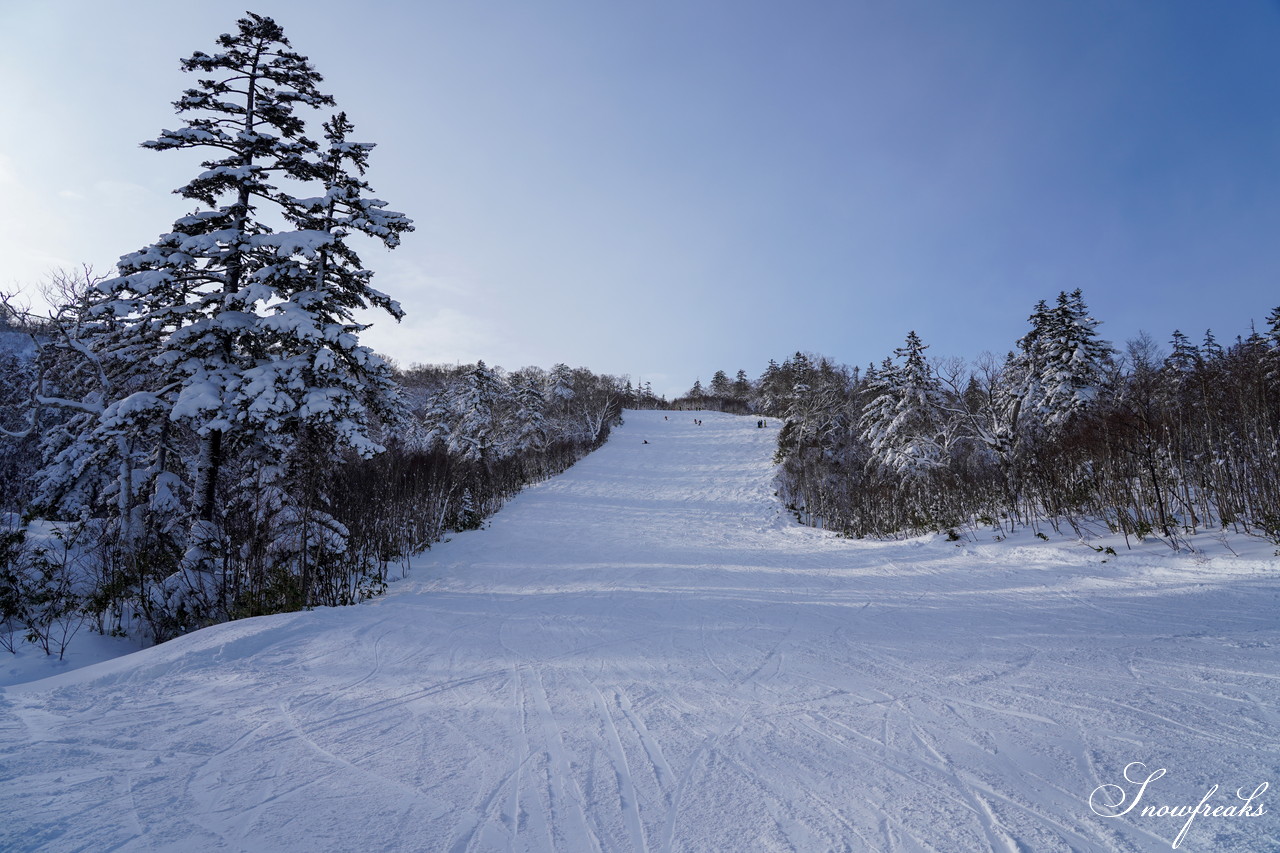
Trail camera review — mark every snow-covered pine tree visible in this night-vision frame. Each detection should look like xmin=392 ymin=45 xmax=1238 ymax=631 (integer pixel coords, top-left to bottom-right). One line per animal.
xmin=1201 ymin=329 xmax=1224 ymax=361
xmin=709 ymin=370 xmax=731 ymax=398
xmin=638 ymin=379 xmax=657 ymax=408
xmin=447 ymin=361 xmax=505 ymax=464
xmin=548 ymin=363 xmax=576 ymax=404
xmin=1032 ymin=290 xmax=1112 ymax=430
xmin=1165 ymin=330 xmax=1200 ymax=376
xmin=1265 ymin=307 xmax=1280 ymax=389
xmin=755 ymin=361 xmax=778 ymax=415
xmin=456 ymin=486 xmax=481 ymax=531
xmin=788 ymin=352 xmax=814 ymax=390
xmin=859 ymin=331 xmax=956 ymax=477
xmin=507 ymin=378 xmax=548 ymax=457
xmin=776 ymin=354 xmax=847 ymax=455
xmin=96 ymin=14 xmax=337 ymax=533
xmin=1007 ymin=289 xmax=1113 ymax=442
xmin=59 ymin=13 xmax=410 ymax=612
xmin=418 ymin=388 xmax=458 ymax=455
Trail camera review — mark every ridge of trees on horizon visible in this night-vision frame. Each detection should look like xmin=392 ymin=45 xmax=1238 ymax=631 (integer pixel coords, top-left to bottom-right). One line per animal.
xmin=683 ymin=290 xmax=1280 ymax=547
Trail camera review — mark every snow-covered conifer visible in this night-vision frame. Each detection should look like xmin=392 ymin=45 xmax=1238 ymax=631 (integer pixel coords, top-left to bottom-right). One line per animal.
xmin=447 ymin=362 xmax=505 ymax=463
xmin=418 ymin=389 xmax=457 ymax=455
xmin=1264 ymin=307 xmax=1280 ymax=388
xmin=1011 ymin=289 xmax=1113 ymax=438
xmin=95 ymin=13 xmax=328 ymax=527
xmin=859 ymin=331 xmax=955 ymax=476
xmin=548 ymin=364 xmax=576 ymax=404
xmin=1165 ymin=330 xmax=1200 ymax=376
xmin=637 ymin=379 xmax=657 ymax=408
xmin=507 ymin=378 xmax=548 ymax=456
xmin=22 ymin=14 xmax=413 ymax=625
xmin=756 ymin=359 xmax=786 ymax=415
xmin=1201 ymin=329 xmax=1224 ymax=361
xmin=90 ymin=13 xmax=410 ymax=542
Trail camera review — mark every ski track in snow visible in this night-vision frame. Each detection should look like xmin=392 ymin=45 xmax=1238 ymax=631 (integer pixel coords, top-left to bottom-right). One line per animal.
xmin=2 ymin=410 xmax=1278 ymax=851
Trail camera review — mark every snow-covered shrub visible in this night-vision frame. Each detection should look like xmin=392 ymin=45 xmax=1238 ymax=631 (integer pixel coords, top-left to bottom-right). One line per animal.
xmin=0 ymin=522 xmax=88 ymax=659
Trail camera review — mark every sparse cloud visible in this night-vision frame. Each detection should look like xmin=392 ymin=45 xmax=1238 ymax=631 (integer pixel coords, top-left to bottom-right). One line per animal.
xmin=362 ymin=305 xmax=503 ymax=368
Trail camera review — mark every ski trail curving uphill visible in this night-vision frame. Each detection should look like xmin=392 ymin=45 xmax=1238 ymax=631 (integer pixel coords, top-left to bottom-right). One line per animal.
xmin=2 ymin=410 xmax=1278 ymax=851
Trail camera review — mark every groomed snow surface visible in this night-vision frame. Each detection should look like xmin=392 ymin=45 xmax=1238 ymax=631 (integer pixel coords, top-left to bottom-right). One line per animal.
xmin=2 ymin=410 xmax=1278 ymax=852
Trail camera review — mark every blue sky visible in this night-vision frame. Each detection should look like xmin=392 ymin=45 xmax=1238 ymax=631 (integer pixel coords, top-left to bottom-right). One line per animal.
xmin=2 ymin=1 xmax=1278 ymax=398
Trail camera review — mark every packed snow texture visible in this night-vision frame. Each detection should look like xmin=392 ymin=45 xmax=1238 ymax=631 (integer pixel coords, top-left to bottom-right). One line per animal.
xmin=1 ymin=410 xmax=1277 ymax=851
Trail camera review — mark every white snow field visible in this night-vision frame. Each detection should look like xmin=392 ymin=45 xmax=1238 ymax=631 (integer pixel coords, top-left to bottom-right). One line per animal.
xmin=2 ymin=409 xmax=1278 ymax=852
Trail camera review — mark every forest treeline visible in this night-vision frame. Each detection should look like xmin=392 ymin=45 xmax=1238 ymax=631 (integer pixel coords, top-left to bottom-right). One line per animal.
xmin=681 ymin=290 xmax=1280 ymax=546
xmin=2 ymin=296 xmax=627 ymax=650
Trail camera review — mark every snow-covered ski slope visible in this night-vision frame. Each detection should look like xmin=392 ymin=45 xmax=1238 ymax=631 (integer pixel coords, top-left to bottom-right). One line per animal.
xmin=2 ymin=409 xmax=1278 ymax=852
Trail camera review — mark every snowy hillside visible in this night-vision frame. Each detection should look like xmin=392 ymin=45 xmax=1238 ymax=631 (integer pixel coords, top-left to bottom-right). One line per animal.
xmin=1 ymin=410 xmax=1277 ymax=852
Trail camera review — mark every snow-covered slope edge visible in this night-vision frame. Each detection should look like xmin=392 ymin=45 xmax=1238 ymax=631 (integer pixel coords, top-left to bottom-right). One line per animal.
xmin=1 ymin=410 xmax=1277 ymax=852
